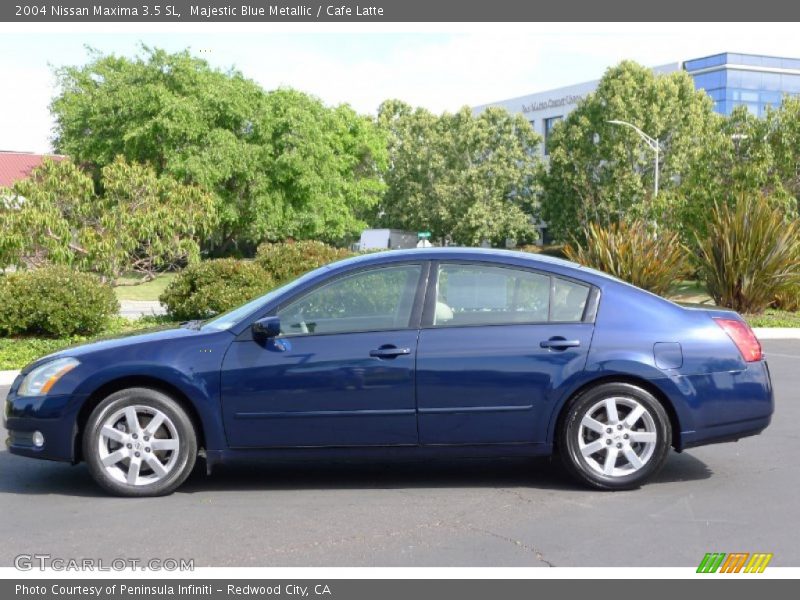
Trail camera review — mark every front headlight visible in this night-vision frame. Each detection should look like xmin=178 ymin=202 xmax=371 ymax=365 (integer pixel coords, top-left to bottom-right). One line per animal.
xmin=18 ymin=357 xmax=80 ymax=396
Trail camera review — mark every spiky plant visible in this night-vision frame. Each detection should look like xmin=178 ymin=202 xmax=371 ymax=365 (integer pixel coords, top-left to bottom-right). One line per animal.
xmin=695 ymin=194 xmax=800 ymax=314
xmin=565 ymin=220 xmax=689 ymax=297
xmin=773 ymin=287 xmax=800 ymax=311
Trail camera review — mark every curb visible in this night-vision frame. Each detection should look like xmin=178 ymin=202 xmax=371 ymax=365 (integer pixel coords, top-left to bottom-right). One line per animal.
xmin=0 ymin=370 xmax=19 ymax=386
xmin=752 ymin=328 xmax=800 ymax=340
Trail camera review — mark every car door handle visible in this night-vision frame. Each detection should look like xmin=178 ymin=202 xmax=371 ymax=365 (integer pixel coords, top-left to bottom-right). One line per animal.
xmin=540 ymin=338 xmax=581 ymax=350
xmin=369 ymin=346 xmax=412 ymax=359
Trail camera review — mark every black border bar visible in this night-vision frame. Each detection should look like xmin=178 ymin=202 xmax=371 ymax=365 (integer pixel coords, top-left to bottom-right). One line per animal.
xmin=3 ymin=0 xmax=800 ymax=22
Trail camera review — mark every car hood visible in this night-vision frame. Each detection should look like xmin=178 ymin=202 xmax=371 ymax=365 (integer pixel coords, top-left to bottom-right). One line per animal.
xmin=24 ymin=324 xmax=227 ymax=372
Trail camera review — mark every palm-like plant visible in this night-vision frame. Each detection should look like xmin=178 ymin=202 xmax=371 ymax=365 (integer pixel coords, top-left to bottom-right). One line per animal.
xmin=695 ymin=194 xmax=800 ymax=314
xmin=774 ymin=287 xmax=800 ymax=311
xmin=565 ymin=220 xmax=688 ymax=297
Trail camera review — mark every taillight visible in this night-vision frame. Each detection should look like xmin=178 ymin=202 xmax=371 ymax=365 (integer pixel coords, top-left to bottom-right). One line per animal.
xmin=714 ymin=318 xmax=762 ymax=362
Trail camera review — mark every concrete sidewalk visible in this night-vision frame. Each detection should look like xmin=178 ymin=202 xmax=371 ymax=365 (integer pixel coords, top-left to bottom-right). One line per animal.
xmin=119 ymin=300 xmax=166 ymax=319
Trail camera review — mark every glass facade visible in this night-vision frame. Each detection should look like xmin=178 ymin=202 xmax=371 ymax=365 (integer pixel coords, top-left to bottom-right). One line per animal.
xmin=685 ymin=52 xmax=800 ymax=117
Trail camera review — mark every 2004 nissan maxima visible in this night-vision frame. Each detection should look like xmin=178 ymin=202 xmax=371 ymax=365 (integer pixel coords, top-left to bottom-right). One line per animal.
xmin=4 ymin=248 xmax=773 ymax=496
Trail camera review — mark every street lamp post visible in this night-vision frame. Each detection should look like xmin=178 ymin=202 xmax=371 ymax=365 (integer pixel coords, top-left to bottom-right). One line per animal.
xmin=607 ymin=120 xmax=660 ymax=198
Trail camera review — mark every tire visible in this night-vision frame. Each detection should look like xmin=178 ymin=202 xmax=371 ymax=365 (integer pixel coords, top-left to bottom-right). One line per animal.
xmin=83 ymin=387 xmax=197 ymax=497
xmin=559 ymin=382 xmax=671 ymax=491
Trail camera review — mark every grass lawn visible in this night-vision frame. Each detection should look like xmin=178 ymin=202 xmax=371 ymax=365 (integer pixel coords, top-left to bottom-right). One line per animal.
xmin=113 ymin=273 xmax=176 ymax=302
xmin=744 ymin=309 xmax=800 ymax=328
xmin=0 ymin=316 xmax=178 ymax=370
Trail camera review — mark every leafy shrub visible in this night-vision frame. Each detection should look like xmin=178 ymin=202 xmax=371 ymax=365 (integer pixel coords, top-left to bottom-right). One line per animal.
xmin=159 ymin=259 xmax=274 ymax=320
xmin=695 ymin=195 xmax=800 ymax=314
xmin=255 ymin=241 xmax=353 ymax=285
xmin=0 ymin=266 xmax=119 ymax=337
xmin=564 ymin=220 xmax=689 ymax=296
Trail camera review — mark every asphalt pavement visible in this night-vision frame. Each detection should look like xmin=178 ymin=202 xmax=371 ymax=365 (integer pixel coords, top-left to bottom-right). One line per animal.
xmin=1 ymin=340 xmax=798 ymax=567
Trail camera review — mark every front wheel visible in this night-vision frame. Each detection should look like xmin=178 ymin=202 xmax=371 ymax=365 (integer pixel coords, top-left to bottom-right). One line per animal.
xmin=83 ymin=388 xmax=197 ymax=497
xmin=560 ymin=382 xmax=671 ymax=490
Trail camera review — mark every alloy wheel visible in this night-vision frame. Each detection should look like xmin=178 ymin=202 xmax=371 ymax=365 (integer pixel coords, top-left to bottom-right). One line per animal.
xmin=577 ymin=396 xmax=658 ymax=477
xmin=97 ymin=405 xmax=181 ymax=486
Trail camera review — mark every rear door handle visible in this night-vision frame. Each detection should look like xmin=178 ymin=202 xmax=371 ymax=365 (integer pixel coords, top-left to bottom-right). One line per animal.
xmin=369 ymin=345 xmax=412 ymax=359
xmin=540 ymin=338 xmax=581 ymax=350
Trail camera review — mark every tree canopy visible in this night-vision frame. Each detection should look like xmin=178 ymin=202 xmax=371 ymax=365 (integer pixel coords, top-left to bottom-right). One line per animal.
xmin=376 ymin=100 xmax=543 ymax=246
xmin=38 ymin=49 xmax=800 ymax=255
xmin=51 ymin=46 xmax=388 ymax=252
xmin=0 ymin=158 xmax=217 ymax=279
xmin=541 ymin=61 xmax=722 ymax=242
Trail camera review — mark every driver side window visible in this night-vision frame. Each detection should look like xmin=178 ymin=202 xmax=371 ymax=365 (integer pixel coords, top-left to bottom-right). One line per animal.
xmin=276 ymin=264 xmax=422 ymax=336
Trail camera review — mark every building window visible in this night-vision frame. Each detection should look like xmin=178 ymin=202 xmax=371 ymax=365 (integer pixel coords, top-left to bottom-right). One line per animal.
xmin=544 ymin=116 xmax=563 ymax=155
xmin=528 ymin=119 xmax=535 ymax=130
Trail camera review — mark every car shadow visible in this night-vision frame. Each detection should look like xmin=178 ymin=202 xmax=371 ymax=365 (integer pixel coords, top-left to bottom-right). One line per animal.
xmin=0 ymin=449 xmax=712 ymax=497
xmin=651 ymin=451 xmax=714 ymax=485
xmin=180 ymin=456 xmax=579 ymax=493
xmin=179 ymin=451 xmax=713 ymax=494
xmin=0 ymin=449 xmax=103 ymax=497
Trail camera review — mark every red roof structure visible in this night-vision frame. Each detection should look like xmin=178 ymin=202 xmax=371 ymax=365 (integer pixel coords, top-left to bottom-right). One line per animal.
xmin=0 ymin=151 xmax=65 ymax=188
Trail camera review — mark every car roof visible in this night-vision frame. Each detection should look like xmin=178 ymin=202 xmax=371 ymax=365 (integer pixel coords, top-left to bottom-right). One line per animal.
xmin=323 ymin=247 xmax=626 ymax=287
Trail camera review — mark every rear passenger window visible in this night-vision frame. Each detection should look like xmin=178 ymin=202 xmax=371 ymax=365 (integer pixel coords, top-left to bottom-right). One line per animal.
xmin=433 ymin=264 xmax=590 ymax=327
xmin=434 ymin=264 xmax=549 ymax=326
xmin=551 ymin=278 xmax=590 ymax=322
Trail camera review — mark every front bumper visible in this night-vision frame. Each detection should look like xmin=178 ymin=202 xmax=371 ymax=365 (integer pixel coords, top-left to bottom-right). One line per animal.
xmin=4 ymin=377 xmax=83 ymax=462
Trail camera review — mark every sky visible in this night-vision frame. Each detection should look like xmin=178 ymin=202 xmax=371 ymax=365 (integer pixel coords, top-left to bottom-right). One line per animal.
xmin=2 ymin=23 xmax=800 ymax=153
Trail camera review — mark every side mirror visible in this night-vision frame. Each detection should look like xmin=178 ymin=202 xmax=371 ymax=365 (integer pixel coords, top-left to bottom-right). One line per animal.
xmin=251 ymin=316 xmax=281 ymax=342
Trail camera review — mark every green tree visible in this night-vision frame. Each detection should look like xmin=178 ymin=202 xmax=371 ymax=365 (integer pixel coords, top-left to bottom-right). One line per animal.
xmin=377 ymin=100 xmax=542 ymax=246
xmin=51 ymin=46 xmax=387 ymax=251
xmin=541 ymin=61 xmax=721 ymax=242
xmin=0 ymin=158 xmax=93 ymax=267
xmin=766 ymin=96 xmax=800 ymax=209
xmin=0 ymin=158 xmax=217 ymax=279
xmin=679 ymin=101 xmax=800 ymax=240
xmin=677 ymin=106 xmax=775 ymax=239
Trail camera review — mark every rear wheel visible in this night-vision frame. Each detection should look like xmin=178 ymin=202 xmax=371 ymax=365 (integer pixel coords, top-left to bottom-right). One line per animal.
xmin=83 ymin=388 xmax=197 ymax=497
xmin=559 ymin=382 xmax=671 ymax=490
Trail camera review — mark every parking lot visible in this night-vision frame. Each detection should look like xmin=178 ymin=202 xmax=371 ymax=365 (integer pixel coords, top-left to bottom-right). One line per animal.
xmin=1 ymin=339 xmax=798 ymax=567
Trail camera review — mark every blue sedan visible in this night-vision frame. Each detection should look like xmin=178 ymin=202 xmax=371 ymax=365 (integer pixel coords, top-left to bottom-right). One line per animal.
xmin=4 ymin=248 xmax=773 ymax=496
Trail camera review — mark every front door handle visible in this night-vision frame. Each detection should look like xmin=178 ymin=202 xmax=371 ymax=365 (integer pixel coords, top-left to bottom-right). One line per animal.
xmin=540 ymin=337 xmax=581 ymax=350
xmin=369 ymin=345 xmax=412 ymax=359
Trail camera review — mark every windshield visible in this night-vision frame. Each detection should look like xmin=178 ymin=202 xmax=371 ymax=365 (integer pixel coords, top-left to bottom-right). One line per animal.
xmin=201 ymin=268 xmax=328 ymax=331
